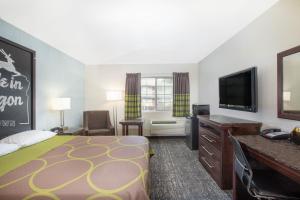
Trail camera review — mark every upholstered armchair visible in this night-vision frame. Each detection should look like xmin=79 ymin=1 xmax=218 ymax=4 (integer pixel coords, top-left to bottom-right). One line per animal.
xmin=83 ymin=110 xmax=115 ymax=136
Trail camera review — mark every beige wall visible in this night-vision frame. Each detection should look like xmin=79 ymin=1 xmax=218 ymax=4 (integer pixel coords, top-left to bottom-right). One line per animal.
xmin=198 ymin=0 xmax=300 ymax=131
xmin=85 ymin=64 xmax=199 ymax=135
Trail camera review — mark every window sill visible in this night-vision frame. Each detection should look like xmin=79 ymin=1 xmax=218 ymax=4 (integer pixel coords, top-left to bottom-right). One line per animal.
xmin=142 ymin=110 xmax=172 ymax=113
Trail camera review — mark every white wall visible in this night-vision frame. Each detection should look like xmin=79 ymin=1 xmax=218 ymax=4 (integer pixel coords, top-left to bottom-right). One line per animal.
xmin=0 ymin=19 xmax=85 ymax=132
xmin=198 ymin=0 xmax=300 ymax=131
xmin=85 ymin=64 xmax=199 ymax=135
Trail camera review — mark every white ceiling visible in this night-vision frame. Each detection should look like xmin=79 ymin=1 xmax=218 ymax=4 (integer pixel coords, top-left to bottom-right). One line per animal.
xmin=0 ymin=0 xmax=278 ymax=65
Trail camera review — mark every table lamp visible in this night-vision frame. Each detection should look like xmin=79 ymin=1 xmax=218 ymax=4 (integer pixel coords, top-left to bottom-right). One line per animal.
xmin=106 ymin=91 xmax=122 ymax=135
xmin=52 ymin=98 xmax=71 ymax=129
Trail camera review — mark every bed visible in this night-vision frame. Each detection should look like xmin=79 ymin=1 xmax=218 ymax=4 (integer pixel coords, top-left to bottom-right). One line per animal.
xmin=0 ymin=37 xmax=150 ymax=199
xmin=0 ymin=135 xmax=150 ymax=200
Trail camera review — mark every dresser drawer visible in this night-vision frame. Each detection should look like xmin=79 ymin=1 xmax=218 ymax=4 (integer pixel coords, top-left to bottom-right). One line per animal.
xmin=199 ymin=127 xmax=221 ymax=150
xmin=199 ymin=136 xmax=221 ymax=160
xmin=199 ymin=153 xmax=221 ymax=184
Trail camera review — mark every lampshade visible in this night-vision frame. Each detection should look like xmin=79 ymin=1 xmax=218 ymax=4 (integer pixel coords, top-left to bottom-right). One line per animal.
xmin=106 ymin=91 xmax=122 ymax=101
xmin=283 ymin=91 xmax=291 ymax=102
xmin=52 ymin=98 xmax=71 ymax=110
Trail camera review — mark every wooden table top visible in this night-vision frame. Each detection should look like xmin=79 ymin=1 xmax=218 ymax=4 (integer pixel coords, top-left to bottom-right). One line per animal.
xmin=198 ymin=115 xmax=262 ymax=128
xmin=119 ymin=118 xmax=144 ymax=125
xmin=236 ymin=135 xmax=300 ymax=173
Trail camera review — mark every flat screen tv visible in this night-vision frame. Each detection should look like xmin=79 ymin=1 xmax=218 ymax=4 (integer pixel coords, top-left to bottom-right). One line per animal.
xmin=219 ymin=67 xmax=257 ymax=112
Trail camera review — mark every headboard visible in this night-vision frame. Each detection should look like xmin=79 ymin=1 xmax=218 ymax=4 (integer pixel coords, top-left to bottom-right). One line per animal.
xmin=0 ymin=36 xmax=36 ymax=139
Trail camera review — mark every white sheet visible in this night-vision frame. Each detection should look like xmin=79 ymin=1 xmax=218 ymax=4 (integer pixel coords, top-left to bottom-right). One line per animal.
xmin=0 ymin=143 xmax=20 ymax=156
xmin=0 ymin=130 xmax=57 ymax=147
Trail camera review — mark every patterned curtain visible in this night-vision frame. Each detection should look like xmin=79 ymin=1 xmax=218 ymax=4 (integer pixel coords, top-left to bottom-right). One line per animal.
xmin=173 ymin=72 xmax=190 ymax=117
xmin=125 ymin=73 xmax=141 ymax=119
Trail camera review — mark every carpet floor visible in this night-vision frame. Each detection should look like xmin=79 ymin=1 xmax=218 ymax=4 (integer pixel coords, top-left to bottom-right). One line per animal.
xmin=149 ymin=137 xmax=232 ymax=200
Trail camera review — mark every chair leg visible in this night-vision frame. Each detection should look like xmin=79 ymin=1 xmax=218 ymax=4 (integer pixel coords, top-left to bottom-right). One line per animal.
xmin=125 ymin=125 xmax=129 ymax=136
xmin=122 ymin=125 xmax=125 ymax=136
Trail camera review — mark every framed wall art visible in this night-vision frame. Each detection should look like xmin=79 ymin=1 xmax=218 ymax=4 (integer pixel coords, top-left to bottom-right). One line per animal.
xmin=0 ymin=36 xmax=35 ymax=139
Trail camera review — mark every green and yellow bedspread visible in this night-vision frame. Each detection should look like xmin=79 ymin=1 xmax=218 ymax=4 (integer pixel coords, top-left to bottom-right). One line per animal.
xmin=0 ymin=136 xmax=150 ymax=200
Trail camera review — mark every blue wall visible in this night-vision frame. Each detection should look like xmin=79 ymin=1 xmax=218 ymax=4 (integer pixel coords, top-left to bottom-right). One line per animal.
xmin=0 ymin=19 xmax=85 ymax=130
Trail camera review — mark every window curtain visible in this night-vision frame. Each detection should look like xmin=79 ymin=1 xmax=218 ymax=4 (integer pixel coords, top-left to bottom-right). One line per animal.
xmin=173 ymin=72 xmax=190 ymax=117
xmin=125 ymin=73 xmax=141 ymax=119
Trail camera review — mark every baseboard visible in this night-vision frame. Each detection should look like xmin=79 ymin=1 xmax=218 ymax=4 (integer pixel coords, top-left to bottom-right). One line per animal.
xmin=147 ymin=135 xmax=186 ymax=138
xmin=149 ymin=133 xmax=186 ymax=137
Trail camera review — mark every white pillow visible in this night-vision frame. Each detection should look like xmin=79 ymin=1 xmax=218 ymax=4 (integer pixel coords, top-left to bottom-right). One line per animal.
xmin=0 ymin=143 xmax=20 ymax=156
xmin=0 ymin=130 xmax=57 ymax=147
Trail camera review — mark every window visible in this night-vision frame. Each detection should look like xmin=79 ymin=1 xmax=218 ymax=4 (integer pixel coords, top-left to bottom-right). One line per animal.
xmin=141 ymin=77 xmax=173 ymax=111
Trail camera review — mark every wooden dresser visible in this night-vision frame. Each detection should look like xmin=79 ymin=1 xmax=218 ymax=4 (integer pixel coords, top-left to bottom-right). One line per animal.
xmin=198 ymin=115 xmax=262 ymax=190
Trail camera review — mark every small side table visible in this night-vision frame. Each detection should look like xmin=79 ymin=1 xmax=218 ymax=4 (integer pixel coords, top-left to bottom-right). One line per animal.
xmin=57 ymin=127 xmax=84 ymax=136
xmin=119 ymin=119 xmax=144 ymax=136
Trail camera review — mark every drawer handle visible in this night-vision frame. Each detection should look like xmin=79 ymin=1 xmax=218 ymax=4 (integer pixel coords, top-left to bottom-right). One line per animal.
xmin=201 ymin=157 xmax=214 ymax=168
xmin=201 ymin=145 xmax=214 ymax=156
xmin=201 ymin=134 xmax=215 ymax=143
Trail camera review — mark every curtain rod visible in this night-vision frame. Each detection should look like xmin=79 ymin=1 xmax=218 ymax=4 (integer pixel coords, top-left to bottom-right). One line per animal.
xmin=141 ymin=73 xmax=172 ymax=77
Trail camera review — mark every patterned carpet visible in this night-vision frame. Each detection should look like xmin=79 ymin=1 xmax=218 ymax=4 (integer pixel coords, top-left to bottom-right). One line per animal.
xmin=149 ymin=137 xmax=232 ymax=200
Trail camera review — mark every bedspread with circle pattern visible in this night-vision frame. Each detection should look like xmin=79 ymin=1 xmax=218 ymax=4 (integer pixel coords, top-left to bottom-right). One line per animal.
xmin=0 ymin=136 xmax=150 ymax=200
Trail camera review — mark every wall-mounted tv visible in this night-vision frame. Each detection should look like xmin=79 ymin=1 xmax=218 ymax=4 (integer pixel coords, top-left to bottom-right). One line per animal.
xmin=219 ymin=67 xmax=257 ymax=112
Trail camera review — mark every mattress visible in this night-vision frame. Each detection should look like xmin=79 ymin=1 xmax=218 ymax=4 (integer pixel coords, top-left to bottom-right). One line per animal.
xmin=0 ymin=136 xmax=150 ymax=200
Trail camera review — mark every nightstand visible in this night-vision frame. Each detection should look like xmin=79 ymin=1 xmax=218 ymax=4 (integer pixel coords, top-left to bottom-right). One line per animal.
xmin=58 ymin=127 xmax=84 ymax=136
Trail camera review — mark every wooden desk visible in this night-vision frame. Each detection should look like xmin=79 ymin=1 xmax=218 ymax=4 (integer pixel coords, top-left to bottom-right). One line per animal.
xmin=119 ymin=119 xmax=144 ymax=136
xmin=233 ymin=135 xmax=300 ymax=200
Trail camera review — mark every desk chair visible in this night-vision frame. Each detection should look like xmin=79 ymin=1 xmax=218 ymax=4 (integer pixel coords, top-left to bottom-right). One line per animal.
xmin=230 ymin=135 xmax=300 ymax=200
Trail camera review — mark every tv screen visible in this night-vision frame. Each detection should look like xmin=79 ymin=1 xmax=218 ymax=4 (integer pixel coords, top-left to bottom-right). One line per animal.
xmin=219 ymin=67 xmax=257 ymax=112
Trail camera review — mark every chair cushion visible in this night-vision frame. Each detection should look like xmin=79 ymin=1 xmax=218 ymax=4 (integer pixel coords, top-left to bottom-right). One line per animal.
xmin=86 ymin=111 xmax=108 ymax=129
xmin=251 ymin=170 xmax=300 ymax=199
